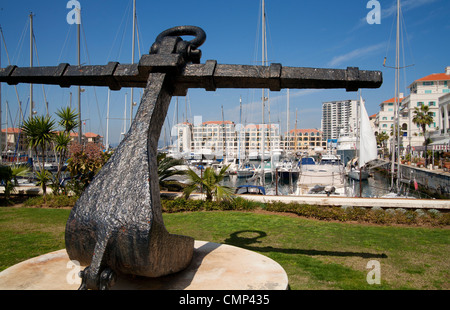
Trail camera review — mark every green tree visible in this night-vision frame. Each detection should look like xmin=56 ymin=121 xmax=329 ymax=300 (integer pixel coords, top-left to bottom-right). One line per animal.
xmin=21 ymin=115 xmax=56 ymax=196
xmin=376 ymin=132 xmax=389 ymax=158
xmin=183 ymin=165 xmax=233 ymax=202
xmin=56 ymin=106 xmax=78 ymax=133
xmin=412 ymin=104 xmax=434 ymax=166
xmin=21 ymin=115 xmax=56 ymax=172
xmin=67 ymin=142 xmax=112 ymax=195
xmin=157 ymin=153 xmax=186 ymax=191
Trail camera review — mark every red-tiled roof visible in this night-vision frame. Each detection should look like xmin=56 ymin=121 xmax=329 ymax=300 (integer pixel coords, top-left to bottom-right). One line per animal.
xmin=69 ymin=132 xmax=103 ymax=138
xmin=416 ymin=73 xmax=450 ymax=82
xmin=84 ymin=132 xmax=103 ymax=138
xmin=245 ymin=124 xmax=278 ymax=129
xmin=202 ymin=121 xmax=234 ymax=125
xmin=289 ymin=128 xmax=322 ymax=134
xmin=2 ymin=128 xmax=22 ymax=134
xmin=382 ymin=97 xmax=404 ymax=104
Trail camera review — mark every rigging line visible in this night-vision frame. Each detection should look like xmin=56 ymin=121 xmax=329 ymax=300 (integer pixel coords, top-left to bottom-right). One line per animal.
xmin=135 ymin=13 xmax=142 ymax=62
xmin=57 ymin=26 xmax=73 ymax=64
xmin=400 ymin=6 xmax=415 ymax=91
xmin=383 ymin=7 xmax=396 ymax=65
xmin=12 ymin=17 xmax=29 ymax=65
xmin=1 ymin=25 xmax=24 ymax=122
xmin=106 ymin=0 xmax=132 ymax=62
xmin=117 ymin=4 xmax=132 ymax=61
xmin=32 ymin=32 xmax=49 ymax=116
xmin=81 ymin=22 xmax=104 ymax=136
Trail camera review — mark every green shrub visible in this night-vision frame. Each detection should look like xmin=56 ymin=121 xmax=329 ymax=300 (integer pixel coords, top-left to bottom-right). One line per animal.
xmin=23 ymin=195 xmax=78 ymax=208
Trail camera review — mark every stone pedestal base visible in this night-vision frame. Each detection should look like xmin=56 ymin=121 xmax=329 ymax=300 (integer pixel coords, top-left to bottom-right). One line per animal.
xmin=0 ymin=241 xmax=288 ymax=290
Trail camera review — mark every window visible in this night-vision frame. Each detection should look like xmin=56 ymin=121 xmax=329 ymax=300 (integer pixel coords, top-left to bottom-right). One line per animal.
xmin=417 ymin=102 xmax=424 ymax=107
xmin=443 ymin=89 xmax=450 ymax=93
xmin=429 ymin=101 xmax=436 ymax=106
xmin=382 ymin=117 xmax=387 ymax=120
xmin=425 ymin=90 xmax=432 ymax=94
xmin=423 ymin=81 xmax=434 ymax=86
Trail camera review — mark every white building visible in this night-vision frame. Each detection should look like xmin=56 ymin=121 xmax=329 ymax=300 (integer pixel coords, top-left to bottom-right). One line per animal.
xmin=171 ymin=120 xmax=283 ymax=160
xmin=377 ymin=94 xmax=404 ymax=135
xmin=192 ymin=121 xmax=237 ymax=158
xmin=321 ymin=100 xmax=358 ymax=141
xmin=429 ymin=92 xmax=450 ymax=151
xmin=401 ymin=66 xmax=450 ymax=149
xmin=171 ymin=122 xmax=193 ymax=157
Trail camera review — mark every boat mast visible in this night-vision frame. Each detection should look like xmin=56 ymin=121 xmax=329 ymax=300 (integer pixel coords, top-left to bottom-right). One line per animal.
xmin=395 ymin=0 xmax=401 ymax=192
xmin=0 ymin=32 xmax=2 ymax=156
xmin=286 ymin=89 xmax=289 ymax=152
xmin=129 ymin=0 xmax=136 ymax=130
xmin=28 ymin=12 xmax=35 ymax=159
xmin=106 ymin=89 xmax=110 ymax=150
xmin=390 ymin=0 xmax=400 ymax=191
xmin=260 ymin=0 xmax=267 ymax=187
xmin=77 ymin=8 xmax=82 ymax=144
xmin=238 ymin=96 xmax=242 ymax=163
xmin=222 ymin=105 xmax=225 ymax=159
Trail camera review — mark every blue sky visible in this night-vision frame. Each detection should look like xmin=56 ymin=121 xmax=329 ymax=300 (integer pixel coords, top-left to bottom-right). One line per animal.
xmin=1 ymin=0 xmax=449 ymax=146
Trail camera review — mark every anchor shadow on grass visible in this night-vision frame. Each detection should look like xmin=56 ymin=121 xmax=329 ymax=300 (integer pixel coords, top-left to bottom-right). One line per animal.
xmin=224 ymin=230 xmax=388 ymax=259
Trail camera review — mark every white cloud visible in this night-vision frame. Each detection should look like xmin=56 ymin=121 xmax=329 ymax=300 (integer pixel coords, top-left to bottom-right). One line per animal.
xmin=327 ymin=43 xmax=385 ymax=67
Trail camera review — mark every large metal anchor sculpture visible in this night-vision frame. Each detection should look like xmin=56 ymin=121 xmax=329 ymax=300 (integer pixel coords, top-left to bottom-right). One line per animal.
xmin=0 ymin=26 xmax=382 ymax=290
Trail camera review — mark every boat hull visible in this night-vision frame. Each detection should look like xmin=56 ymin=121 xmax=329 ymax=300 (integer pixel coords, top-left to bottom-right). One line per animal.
xmin=348 ymin=169 xmax=369 ymax=181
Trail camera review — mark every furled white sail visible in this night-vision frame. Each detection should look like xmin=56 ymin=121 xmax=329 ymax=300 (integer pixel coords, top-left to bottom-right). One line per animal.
xmin=359 ymin=98 xmax=377 ymax=168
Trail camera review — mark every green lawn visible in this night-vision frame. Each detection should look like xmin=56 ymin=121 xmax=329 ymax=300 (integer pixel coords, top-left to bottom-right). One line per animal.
xmin=0 ymin=206 xmax=448 ymax=290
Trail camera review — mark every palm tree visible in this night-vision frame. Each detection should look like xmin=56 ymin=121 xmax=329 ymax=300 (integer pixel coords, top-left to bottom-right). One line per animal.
xmin=183 ymin=165 xmax=233 ymax=202
xmin=157 ymin=153 xmax=186 ymax=191
xmin=0 ymin=165 xmax=30 ymax=199
xmin=54 ymin=107 xmax=78 ymax=187
xmin=21 ymin=115 xmax=56 ymax=196
xmin=53 ymin=131 xmax=72 ymax=192
xmin=376 ymin=132 xmax=389 ymax=158
xmin=412 ymin=104 xmax=434 ymax=166
xmin=56 ymin=107 xmax=78 ymax=133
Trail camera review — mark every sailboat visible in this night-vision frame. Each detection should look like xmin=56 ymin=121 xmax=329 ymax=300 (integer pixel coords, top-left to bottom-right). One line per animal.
xmin=347 ymin=95 xmax=377 ymax=182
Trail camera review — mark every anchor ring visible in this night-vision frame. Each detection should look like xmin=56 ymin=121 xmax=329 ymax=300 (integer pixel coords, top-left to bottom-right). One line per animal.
xmin=154 ymin=26 xmax=206 ymax=48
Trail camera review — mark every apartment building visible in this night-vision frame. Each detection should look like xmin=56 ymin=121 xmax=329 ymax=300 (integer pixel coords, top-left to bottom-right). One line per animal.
xmin=377 ymin=94 xmax=404 ymax=135
xmin=286 ymin=128 xmax=326 ymax=154
xmin=321 ymin=100 xmax=358 ymax=141
xmin=1 ymin=128 xmax=28 ymax=161
xmin=401 ymin=66 xmax=450 ymax=148
xmin=172 ymin=120 xmax=282 ymax=159
xmin=242 ymin=123 xmax=281 ymax=155
xmin=191 ymin=121 xmax=237 ymax=157
xmin=429 ymin=92 xmax=450 ymax=150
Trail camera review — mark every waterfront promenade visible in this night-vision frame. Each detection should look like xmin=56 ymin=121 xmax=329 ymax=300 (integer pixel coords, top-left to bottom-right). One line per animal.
xmin=170 ymin=192 xmax=450 ymax=212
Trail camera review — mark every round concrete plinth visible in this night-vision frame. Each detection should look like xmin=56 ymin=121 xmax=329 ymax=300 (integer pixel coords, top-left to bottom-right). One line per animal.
xmin=0 ymin=241 xmax=288 ymax=290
